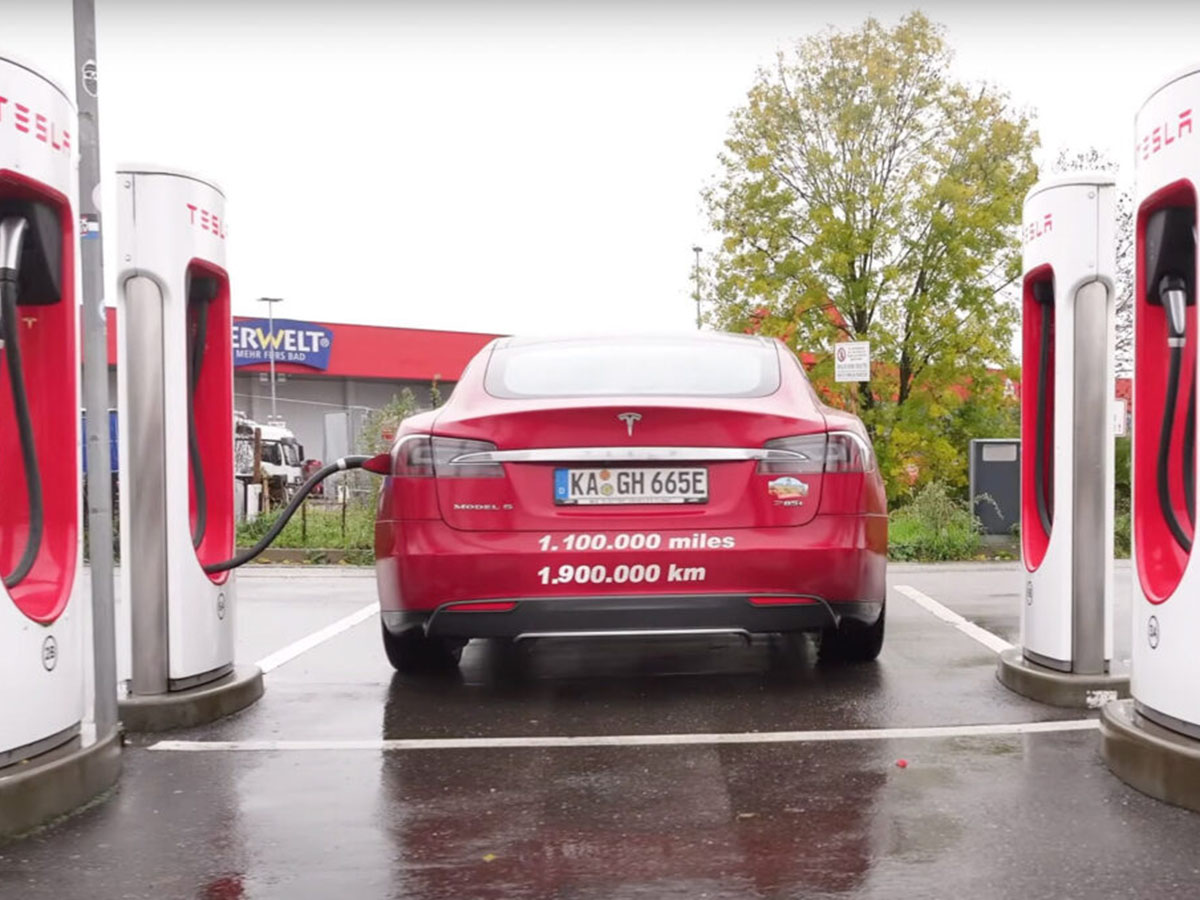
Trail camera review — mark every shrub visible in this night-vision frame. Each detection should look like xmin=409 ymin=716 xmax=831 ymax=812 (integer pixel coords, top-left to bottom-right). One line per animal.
xmin=889 ymin=480 xmax=984 ymax=561
xmin=236 ymin=502 xmax=375 ymax=553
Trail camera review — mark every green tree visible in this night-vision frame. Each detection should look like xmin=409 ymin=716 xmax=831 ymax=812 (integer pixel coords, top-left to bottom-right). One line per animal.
xmin=358 ymin=388 xmax=419 ymax=455
xmin=705 ymin=12 xmax=1037 ymax=500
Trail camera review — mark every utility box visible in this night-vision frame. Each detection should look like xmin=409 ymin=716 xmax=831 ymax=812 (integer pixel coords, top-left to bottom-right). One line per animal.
xmin=969 ymin=439 xmax=1020 ymax=535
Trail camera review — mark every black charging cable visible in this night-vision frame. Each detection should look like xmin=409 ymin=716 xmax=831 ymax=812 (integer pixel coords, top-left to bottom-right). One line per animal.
xmin=188 ymin=298 xmax=210 ymax=549
xmin=1158 ymin=275 xmax=1192 ymax=552
xmin=1186 ymin=380 xmax=1196 ymax=529
xmin=1033 ymin=285 xmax=1054 ymax=537
xmin=203 ymin=455 xmax=372 ymax=574
xmin=0 ymin=218 xmax=43 ymax=589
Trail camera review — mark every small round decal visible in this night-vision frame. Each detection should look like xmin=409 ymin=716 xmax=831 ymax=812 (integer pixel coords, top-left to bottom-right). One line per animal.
xmin=42 ymin=635 xmax=58 ymax=672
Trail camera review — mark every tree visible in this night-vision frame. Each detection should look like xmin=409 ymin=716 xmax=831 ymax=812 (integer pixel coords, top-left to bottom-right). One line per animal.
xmin=358 ymin=389 xmax=419 ymax=455
xmin=1049 ymin=148 xmax=1133 ymax=375
xmin=704 ymin=12 xmax=1036 ymax=500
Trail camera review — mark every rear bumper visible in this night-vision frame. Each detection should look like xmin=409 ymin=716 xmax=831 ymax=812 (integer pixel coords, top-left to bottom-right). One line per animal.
xmin=383 ymin=595 xmax=882 ymax=640
xmin=375 ymin=515 xmax=887 ymax=633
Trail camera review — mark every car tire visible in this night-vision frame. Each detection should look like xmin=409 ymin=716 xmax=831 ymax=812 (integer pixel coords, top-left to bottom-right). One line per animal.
xmin=820 ymin=606 xmax=885 ymax=663
xmin=381 ymin=624 xmax=465 ymax=673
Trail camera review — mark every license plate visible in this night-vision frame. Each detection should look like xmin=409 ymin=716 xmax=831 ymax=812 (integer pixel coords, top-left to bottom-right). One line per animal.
xmin=554 ymin=467 xmax=708 ymax=505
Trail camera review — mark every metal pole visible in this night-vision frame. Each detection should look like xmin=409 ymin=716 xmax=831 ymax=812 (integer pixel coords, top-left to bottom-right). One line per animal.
xmin=73 ymin=0 xmax=118 ymax=736
xmin=259 ymin=296 xmax=281 ymax=419
xmin=691 ymin=245 xmax=702 ymax=330
xmin=268 ymin=300 xmax=276 ymax=418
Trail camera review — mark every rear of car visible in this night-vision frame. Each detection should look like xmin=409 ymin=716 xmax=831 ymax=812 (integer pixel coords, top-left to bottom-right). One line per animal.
xmin=374 ymin=334 xmax=887 ymax=670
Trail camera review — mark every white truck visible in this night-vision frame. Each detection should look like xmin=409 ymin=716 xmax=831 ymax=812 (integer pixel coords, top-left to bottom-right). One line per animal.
xmin=234 ymin=413 xmax=305 ymax=506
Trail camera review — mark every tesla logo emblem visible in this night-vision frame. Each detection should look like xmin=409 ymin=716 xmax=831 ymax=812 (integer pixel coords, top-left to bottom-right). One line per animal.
xmin=1148 ymin=615 xmax=1160 ymax=650
xmin=617 ymin=412 xmax=642 ymax=437
xmin=42 ymin=636 xmax=58 ymax=671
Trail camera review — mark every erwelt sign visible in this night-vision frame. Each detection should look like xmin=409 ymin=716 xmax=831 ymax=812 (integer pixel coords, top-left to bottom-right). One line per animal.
xmin=232 ymin=318 xmax=333 ymax=370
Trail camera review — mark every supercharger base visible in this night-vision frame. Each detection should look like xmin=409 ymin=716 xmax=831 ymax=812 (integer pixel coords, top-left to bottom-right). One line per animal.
xmin=0 ymin=727 xmax=122 ymax=839
xmin=1100 ymin=699 xmax=1200 ymax=813
xmin=997 ymin=647 xmax=1128 ymax=709
xmin=118 ymin=665 xmax=263 ymax=733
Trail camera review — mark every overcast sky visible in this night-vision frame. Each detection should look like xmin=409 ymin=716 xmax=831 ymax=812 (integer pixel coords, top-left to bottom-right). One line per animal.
xmin=4 ymin=0 xmax=1200 ymax=337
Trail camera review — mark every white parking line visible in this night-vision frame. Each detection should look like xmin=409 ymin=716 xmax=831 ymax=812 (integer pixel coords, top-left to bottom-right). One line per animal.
xmin=894 ymin=584 xmax=1014 ymax=655
xmin=255 ymin=602 xmax=380 ymax=674
xmin=149 ymin=718 xmax=1096 ymax=753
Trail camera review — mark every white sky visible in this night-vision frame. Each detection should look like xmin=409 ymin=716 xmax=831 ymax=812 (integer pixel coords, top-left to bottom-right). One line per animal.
xmin=4 ymin=0 xmax=1200 ymax=337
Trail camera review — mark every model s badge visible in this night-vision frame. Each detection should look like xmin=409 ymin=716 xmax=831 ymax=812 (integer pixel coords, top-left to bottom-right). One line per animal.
xmin=617 ymin=412 xmax=642 ymax=437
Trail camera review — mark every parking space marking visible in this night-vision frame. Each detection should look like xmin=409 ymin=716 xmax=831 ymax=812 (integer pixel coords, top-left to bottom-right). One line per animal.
xmin=894 ymin=584 xmax=1013 ymax=654
xmin=255 ymin=601 xmax=380 ymax=674
xmin=150 ymin=718 xmax=1096 ymax=753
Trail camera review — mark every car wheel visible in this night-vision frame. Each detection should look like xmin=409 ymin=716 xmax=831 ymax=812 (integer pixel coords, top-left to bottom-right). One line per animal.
xmin=381 ymin=624 xmax=465 ymax=673
xmin=820 ymin=607 xmax=885 ymax=663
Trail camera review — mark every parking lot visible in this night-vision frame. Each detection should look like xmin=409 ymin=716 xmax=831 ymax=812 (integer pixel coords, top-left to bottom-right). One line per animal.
xmin=2 ymin=562 xmax=1197 ymax=899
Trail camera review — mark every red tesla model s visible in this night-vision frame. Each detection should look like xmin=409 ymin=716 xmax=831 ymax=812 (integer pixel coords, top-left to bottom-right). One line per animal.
xmin=374 ymin=333 xmax=887 ymax=671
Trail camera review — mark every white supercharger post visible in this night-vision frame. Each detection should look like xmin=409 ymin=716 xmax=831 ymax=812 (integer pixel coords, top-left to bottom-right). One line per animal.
xmin=1102 ymin=65 xmax=1200 ymax=811
xmin=116 ymin=166 xmax=261 ymax=731
xmin=997 ymin=174 xmax=1127 ymax=708
xmin=0 ymin=54 xmax=119 ymax=838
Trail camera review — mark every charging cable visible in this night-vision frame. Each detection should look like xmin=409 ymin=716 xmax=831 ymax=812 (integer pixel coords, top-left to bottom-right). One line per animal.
xmin=188 ymin=295 xmax=211 ymax=549
xmin=1033 ymin=283 xmax=1054 ymax=537
xmin=0 ymin=217 xmax=43 ymax=589
xmin=203 ymin=455 xmax=377 ymax=574
xmin=1159 ymin=275 xmax=1192 ymax=552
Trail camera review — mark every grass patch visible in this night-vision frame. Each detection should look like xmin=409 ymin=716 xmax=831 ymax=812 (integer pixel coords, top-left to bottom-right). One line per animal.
xmin=888 ymin=481 xmax=984 ymax=562
xmin=237 ymin=502 xmax=375 ymax=554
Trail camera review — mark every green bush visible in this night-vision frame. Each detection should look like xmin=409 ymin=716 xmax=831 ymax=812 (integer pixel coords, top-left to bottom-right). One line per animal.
xmin=237 ymin=502 xmax=375 ymax=553
xmin=1114 ymin=435 xmax=1131 ymax=559
xmin=889 ymin=481 xmax=984 ymax=561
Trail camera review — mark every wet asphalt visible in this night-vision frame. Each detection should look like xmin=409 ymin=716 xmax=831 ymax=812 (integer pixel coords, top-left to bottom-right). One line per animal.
xmin=2 ymin=561 xmax=1199 ymax=899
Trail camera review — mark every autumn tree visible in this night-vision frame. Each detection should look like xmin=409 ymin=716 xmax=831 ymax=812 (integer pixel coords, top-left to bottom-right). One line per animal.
xmin=705 ymin=12 xmax=1037 ymax=499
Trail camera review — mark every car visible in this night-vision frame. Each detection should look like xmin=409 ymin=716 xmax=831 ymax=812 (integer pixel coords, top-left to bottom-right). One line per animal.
xmin=373 ymin=333 xmax=887 ymax=671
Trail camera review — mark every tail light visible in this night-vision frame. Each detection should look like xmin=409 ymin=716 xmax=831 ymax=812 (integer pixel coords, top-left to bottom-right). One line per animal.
xmin=756 ymin=431 xmax=874 ymax=475
xmin=391 ymin=435 xmax=503 ymax=478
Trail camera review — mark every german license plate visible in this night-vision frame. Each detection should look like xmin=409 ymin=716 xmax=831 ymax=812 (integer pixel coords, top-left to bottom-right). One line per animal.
xmin=554 ymin=467 xmax=708 ymax=505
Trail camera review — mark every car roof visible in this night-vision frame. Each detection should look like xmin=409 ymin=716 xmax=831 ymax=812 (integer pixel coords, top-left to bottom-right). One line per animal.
xmin=492 ymin=332 xmax=777 ymax=351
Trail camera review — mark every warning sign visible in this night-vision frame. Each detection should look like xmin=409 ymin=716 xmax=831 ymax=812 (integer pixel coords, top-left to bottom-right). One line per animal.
xmin=834 ymin=341 xmax=870 ymax=383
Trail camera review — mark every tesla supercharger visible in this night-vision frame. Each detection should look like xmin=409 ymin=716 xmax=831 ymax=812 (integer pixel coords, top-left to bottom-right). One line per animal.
xmin=997 ymin=174 xmax=1126 ymax=708
xmin=116 ymin=166 xmax=261 ymax=730
xmin=1101 ymin=65 xmax=1200 ymax=811
xmin=0 ymin=56 xmax=85 ymax=770
xmin=0 ymin=55 xmax=119 ymax=840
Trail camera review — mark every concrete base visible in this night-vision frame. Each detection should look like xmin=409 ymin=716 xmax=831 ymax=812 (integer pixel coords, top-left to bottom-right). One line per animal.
xmin=996 ymin=647 xmax=1129 ymax=709
xmin=0 ymin=726 xmax=122 ymax=839
xmin=119 ymin=665 xmax=264 ymax=733
xmin=1101 ymin=699 xmax=1200 ymax=813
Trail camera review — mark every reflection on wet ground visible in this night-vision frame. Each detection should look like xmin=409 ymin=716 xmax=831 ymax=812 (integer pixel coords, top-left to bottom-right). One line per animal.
xmin=3 ymin=564 xmax=1198 ymax=899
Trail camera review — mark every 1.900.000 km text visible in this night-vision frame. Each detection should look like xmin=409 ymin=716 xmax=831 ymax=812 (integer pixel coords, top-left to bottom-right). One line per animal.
xmin=536 ymin=563 xmax=707 ymax=586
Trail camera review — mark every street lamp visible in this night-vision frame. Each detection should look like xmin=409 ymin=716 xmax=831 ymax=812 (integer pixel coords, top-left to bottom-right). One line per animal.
xmin=691 ymin=245 xmax=702 ymax=330
xmin=257 ymin=296 xmax=283 ymax=420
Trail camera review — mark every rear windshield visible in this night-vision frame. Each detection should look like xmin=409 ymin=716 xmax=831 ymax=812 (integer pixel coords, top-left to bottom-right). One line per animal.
xmin=484 ymin=338 xmax=781 ymax=399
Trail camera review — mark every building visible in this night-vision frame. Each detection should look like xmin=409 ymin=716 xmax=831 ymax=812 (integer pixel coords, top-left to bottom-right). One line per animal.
xmin=103 ymin=309 xmax=500 ymax=463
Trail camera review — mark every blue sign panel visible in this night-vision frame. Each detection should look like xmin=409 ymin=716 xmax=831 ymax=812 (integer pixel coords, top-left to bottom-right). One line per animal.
xmin=81 ymin=409 xmax=119 ymax=474
xmin=232 ymin=318 xmax=334 ymax=370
